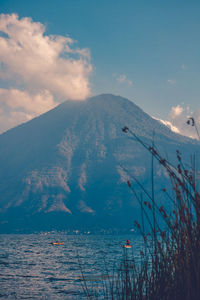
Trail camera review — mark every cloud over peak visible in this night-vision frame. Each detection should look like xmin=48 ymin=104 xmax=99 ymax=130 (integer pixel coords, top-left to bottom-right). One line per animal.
xmin=169 ymin=104 xmax=184 ymax=119
xmin=153 ymin=105 xmax=200 ymax=140
xmin=0 ymin=13 xmax=92 ymax=132
xmin=169 ymin=104 xmax=200 ymax=139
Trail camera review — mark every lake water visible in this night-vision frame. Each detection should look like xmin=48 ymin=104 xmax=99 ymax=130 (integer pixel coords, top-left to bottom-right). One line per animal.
xmin=0 ymin=233 xmax=144 ymax=299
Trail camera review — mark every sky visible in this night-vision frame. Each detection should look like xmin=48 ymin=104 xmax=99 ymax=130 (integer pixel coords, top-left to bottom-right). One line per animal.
xmin=0 ymin=0 xmax=200 ymax=138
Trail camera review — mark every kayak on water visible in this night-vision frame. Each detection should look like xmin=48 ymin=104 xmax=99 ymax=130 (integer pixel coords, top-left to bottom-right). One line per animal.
xmin=50 ymin=241 xmax=64 ymax=245
xmin=122 ymin=245 xmax=132 ymax=249
xmin=122 ymin=238 xmax=132 ymax=248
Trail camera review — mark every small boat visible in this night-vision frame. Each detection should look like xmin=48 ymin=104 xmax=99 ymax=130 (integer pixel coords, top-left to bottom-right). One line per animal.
xmin=122 ymin=245 xmax=132 ymax=249
xmin=51 ymin=242 xmax=64 ymax=245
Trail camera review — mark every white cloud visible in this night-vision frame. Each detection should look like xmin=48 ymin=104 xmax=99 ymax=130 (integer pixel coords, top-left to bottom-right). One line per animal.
xmin=0 ymin=110 xmax=32 ymax=133
xmin=0 ymin=13 xmax=92 ymax=133
xmin=167 ymin=79 xmax=176 ymax=85
xmin=153 ymin=105 xmax=200 ymax=140
xmin=168 ymin=104 xmax=200 ymax=139
xmin=115 ymin=74 xmax=133 ymax=86
xmin=169 ymin=105 xmax=184 ymax=119
xmin=0 ymin=88 xmax=56 ymax=132
xmin=0 ymin=88 xmax=55 ymax=114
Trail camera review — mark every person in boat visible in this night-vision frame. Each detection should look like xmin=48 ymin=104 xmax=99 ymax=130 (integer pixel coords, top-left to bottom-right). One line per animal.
xmin=126 ymin=239 xmax=130 ymax=245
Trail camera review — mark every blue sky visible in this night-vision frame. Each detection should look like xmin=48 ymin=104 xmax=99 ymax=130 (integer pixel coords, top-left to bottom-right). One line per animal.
xmin=0 ymin=0 xmax=200 ymax=136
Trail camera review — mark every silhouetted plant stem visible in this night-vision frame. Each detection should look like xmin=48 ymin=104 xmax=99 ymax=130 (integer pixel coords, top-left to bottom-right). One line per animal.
xmin=82 ymin=126 xmax=200 ymax=299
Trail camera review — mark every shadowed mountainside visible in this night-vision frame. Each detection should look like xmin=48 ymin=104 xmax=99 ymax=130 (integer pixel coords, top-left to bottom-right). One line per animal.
xmin=0 ymin=94 xmax=199 ymax=232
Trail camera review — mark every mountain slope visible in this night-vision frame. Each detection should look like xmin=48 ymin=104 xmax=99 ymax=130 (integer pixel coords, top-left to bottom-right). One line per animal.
xmin=0 ymin=94 xmax=199 ymax=232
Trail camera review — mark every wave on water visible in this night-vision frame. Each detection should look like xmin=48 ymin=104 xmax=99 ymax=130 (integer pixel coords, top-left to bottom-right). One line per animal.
xmin=0 ymin=233 xmax=143 ymax=299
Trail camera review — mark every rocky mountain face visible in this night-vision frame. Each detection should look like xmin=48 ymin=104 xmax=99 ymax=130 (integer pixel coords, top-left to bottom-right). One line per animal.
xmin=0 ymin=94 xmax=199 ymax=232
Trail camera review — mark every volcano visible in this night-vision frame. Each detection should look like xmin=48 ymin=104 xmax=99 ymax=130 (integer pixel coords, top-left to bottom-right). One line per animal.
xmin=0 ymin=94 xmax=199 ymax=232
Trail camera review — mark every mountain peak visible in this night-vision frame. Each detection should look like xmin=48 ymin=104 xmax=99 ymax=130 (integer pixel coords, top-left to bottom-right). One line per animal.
xmin=0 ymin=93 xmax=199 ymax=232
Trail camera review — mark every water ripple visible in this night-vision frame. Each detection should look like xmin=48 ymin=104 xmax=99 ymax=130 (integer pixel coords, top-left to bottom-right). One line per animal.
xmin=0 ymin=233 xmax=143 ymax=299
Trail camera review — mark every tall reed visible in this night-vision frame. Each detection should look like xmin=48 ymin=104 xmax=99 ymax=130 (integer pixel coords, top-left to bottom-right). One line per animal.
xmin=119 ymin=126 xmax=200 ymax=300
xmin=83 ymin=126 xmax=200 ymax=299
